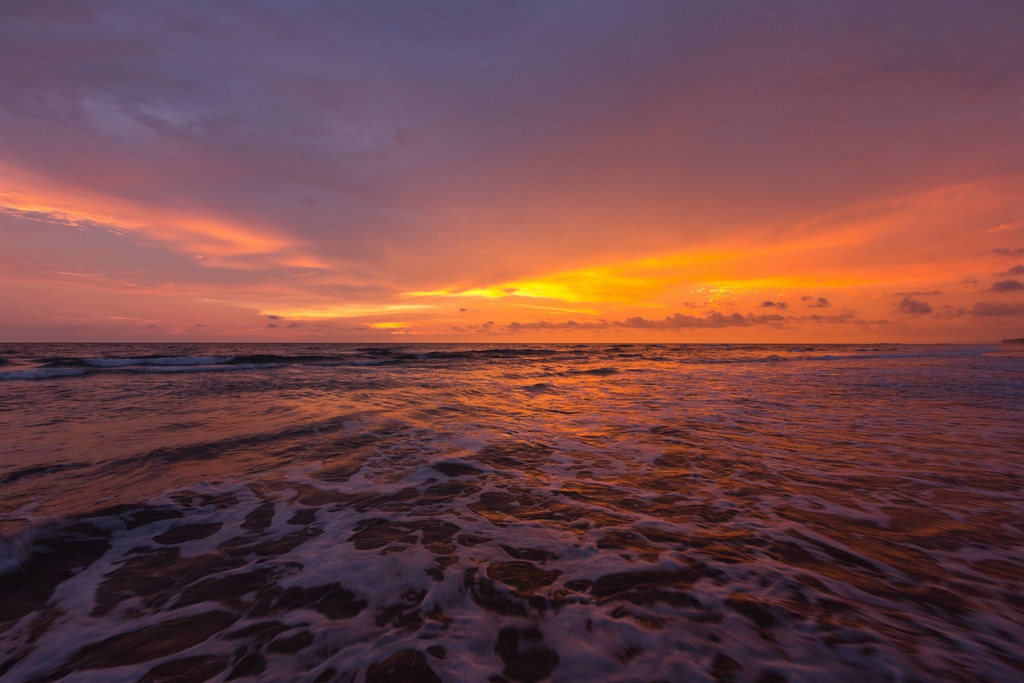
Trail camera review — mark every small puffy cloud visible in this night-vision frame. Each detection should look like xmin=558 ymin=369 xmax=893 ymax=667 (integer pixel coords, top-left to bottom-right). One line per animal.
xmin=267 ymin=314 xmax=281 ymax=320
xmin=801 ymin=296 xmax=831 ymax=308
xmin=993 ymin=248 xmax=1024 ymax=257
xmin=933 ymin=306 xmax=967 ymax=319
xmin=998 ymin=265 xmax=1024 ymax=276
xmin=970 ymin=302 xmax=1024 ymax=316
xmin=806 ymin=312 xmax=851 ymax=323
xmin=459 ymin=308 xmax=469 ymax=312
xmin=195 ymin=323 xmax=207 ymax=327
xmin=287 ymin=322 xmax=300 ymax=328
xmin=961 ymin=276 xmax=979 ymax=284
xmin=761 ymin=300 xmax=788 ymax=309
xmin=893 ymin=290 xmax=942 ymax=296
xmin=988 ymin=279 xmax=1024 ymax=292
xmin=267 ymin=323 xmax=279 ymax=328
xmin=898 ymin=296 xmax=933 ymax=315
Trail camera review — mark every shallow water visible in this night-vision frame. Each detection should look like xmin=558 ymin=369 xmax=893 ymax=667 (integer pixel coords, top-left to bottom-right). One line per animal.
xmin=1 ymin=343 xmax=1023 ymax=682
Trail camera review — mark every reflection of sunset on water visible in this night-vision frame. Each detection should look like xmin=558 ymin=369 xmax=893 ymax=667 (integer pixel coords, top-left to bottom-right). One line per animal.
xmin=1 ymin=343 xmax=1022 ymax=681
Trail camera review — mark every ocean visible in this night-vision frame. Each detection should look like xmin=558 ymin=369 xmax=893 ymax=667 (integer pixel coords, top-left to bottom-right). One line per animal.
xmin=1 ymin=343 xmax=1022 ymax=682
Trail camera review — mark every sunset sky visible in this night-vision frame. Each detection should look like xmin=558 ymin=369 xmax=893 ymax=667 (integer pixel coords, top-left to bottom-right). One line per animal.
xmin=2 ymin=1 xmax=1023 ymax=342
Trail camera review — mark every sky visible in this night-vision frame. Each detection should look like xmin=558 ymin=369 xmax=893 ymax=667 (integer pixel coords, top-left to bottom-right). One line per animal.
xmin=2 ymin=1 xmax=1024 ymax=343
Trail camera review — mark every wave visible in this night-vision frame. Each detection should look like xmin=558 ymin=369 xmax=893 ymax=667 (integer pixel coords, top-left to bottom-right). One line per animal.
xmin=83 ymin=355 xmax=236 ymax=368
xmin=0 ymin=367 xmax=90 ymax=381
xmin=0 ymin=345 xmax=998 ymax=381
xmin=0 ymin=528 xmax=35 ymax=576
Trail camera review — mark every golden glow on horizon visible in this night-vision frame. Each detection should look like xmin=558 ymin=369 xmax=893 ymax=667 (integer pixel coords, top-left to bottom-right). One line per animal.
xmin=2 ymin=161 xmax=1021 ymax=342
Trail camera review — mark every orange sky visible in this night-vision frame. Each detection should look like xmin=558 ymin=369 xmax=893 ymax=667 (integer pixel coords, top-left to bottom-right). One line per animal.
xmin=1 ymin=2 xmax=1023 ymax=342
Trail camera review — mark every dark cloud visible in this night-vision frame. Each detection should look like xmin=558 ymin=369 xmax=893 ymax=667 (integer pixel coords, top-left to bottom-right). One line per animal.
xmin=898 ymin=296 xmax=933 ymax=314
xmin=993 ymin=248 xmax=1024 ymax=257
xmin=801 ymin=311 xmax=888 ymax=325
xmin=998 ymin=265 xmax=1024 ymax=276
xmin=504 ymin=310 xmax=788 ymax=332
xmin=988 ymin=279 xmax=1024 ymax=292
xmin=502 ymin=308 xmax=895 ymax=332
xmin=507 ymin=320 xmax=610 ymax=331
xmin=616 ymin=311 xmax=785 ymax=329
xmin=933 ymin=305 xmax=967 ymax=319
xmin=761 ymin=300 xmax=788 ymax=309
xmin=961 ymin=276 xmax=979 ymax=284
xmin=267 ymin=314 xmax=281 ymax=319
xmin=969 ymin=301 xmax=1024 ymax=316
xmin=287 ymin=322 xmax=300 ymax=328
xmin=802 ymin=296 xmax=831 ymax=308
xmin=266 ymin=323 xmax=278 ymax=328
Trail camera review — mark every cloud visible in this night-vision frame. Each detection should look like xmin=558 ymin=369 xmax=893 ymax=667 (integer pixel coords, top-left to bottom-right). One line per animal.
xmin=287 ymin=322 xmax=300 ymax=328
xmin=267 ymin=314 xmax=281 ymax=319
xmin=507 ymin=320 xmax=610 ymax=331
xmin=988 ymin=279 xmax=1024 ymax=292
xmin=969 ymin=302 xmax=1024 ymax=316
xmin=761 ymin=300 xmax=788 ymax=309
xmin=266 ymin=323 xmax=278 ymax=328
xmin=961 ymin=276 xmax=979 ymax=284
xmin=616 ymin=311 xmax=787 ymax=329
xmin=933 ymin=305 xmax=967 ymax=319
xmin=893 ymin=290 xmax=942 ymax=296
xmin=989 ymin=221 xmax=1024 ymax=233
xmin=504 ymin=310 xmax=789 ymax=333
xmin=998 ymin=265 xmax=1024 ymax=276
xmin=993 ymin=248 xmax=1024 ymax=257
xmin=801 ymin=296 xmax=831 ymax=308
xmin=898 ymin=296 xmax=933 ymax=314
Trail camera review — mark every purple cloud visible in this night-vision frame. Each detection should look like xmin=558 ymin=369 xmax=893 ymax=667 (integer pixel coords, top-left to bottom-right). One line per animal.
xmin=970 ymin=302 xmax=1024 ymax=316
xmin=802 ymin=296 xmax=831 ymax=308
xmin=988 ymin=279 xmax=1024 ymax=292
xmin=898 ymin=296 xmax=933 ymax=314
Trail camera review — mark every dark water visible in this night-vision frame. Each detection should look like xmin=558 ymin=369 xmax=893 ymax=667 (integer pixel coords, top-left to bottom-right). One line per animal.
xmin=1 ymin=343 xmax=1023 ymax=683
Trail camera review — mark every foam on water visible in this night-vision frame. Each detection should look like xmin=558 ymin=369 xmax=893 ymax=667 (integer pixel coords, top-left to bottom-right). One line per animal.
xmin=0 ymin=342 xmax=1022 ymax=682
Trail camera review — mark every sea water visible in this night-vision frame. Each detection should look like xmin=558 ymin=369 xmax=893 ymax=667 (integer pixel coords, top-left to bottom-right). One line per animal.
xmin=0 ymin=343 xmax=1022 ymax=682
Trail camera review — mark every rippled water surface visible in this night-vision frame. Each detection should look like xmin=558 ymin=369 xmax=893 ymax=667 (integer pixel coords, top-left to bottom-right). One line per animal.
xmin=1 ymin=343 xmax=1023 ymax=683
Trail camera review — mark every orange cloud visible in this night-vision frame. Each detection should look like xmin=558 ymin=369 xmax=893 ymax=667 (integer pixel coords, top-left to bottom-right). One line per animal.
xmin=0 ymin=164 xmax=307 ymax=266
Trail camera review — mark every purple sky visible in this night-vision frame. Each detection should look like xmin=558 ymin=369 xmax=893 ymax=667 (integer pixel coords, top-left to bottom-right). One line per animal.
xmin=2 ymin=1 xmax=1023 ymax=341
